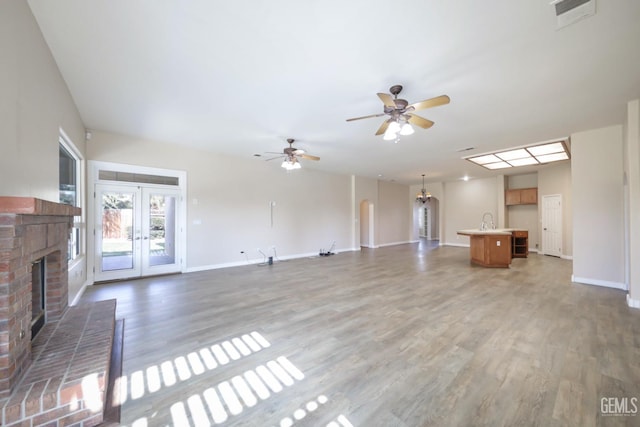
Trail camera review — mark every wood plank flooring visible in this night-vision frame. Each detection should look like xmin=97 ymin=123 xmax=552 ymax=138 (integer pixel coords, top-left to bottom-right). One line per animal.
xmin=81 ymin=242 xmax=640 ymax=427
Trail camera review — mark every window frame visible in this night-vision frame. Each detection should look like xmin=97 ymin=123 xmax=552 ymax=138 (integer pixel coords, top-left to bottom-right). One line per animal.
xmin=59 ymin=129 xmax=85 ymax=264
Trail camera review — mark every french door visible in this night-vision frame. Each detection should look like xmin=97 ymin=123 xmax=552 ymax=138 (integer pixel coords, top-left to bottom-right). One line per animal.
xmin=95 ymin=184 xmax=181 ymax=281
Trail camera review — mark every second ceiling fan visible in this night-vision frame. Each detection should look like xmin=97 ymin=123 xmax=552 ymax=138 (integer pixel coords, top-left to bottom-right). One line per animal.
xmin=346 ymin=85 xmax=450 ymax=140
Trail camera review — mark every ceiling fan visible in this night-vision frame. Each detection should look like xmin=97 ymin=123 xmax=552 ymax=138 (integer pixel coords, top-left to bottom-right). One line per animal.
xmin=266 ymin=138 xmax=320 ymax=170
xmin=346 ymin=85 xmax=450 ymax=140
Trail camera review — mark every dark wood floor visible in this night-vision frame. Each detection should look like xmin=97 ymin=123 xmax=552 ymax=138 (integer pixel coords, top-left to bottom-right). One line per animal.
xmin=81 ymin=241 xmax=640 ymax=427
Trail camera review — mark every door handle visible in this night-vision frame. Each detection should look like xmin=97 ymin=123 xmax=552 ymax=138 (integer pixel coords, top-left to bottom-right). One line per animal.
xmin=135 ymin=237 xmax=141 ymax=240
xmin=544 ymin=228 xmax=547 ymax=230
xmin=143 ymin=237 xmax=149 ymax=240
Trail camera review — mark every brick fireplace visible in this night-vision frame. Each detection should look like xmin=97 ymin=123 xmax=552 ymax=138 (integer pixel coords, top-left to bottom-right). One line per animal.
xmin=0 ymin=197 xmax=80 ymax=399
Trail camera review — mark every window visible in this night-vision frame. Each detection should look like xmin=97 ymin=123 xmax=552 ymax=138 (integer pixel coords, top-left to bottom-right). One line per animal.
xmin=59 ymin=131 xmax=84 ymax=262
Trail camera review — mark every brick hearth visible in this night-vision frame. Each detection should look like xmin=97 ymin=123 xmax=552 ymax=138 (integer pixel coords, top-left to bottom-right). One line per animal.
xmin=0 ymin=197 xmax=119 ymax=426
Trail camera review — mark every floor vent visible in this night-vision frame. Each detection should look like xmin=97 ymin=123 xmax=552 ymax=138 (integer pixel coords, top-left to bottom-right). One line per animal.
xmin=552 ymin=0 xmax=596 ymax=29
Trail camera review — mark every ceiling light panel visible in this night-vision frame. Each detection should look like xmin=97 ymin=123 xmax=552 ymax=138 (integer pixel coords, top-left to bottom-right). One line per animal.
xmin=527 ymin=142 xmax=566 ymax=156
xmin=468 ymin=154 xmax=502 ymax=165
xmin=509 ymin=157 xmax=539 ymax=167
xmin=464 ymin=139 xmax=570 ymax=170
xmin=535 ymin=152 xmax=569 ymax=163
xmin=496 ymin=149 xmax=530 ymax=161
xmin=484 ymin=161 xmax=512 ymax=169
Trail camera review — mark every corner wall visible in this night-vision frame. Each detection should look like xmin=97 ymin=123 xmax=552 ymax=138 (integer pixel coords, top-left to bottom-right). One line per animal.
xmin=625 ymin=99 xmax=640 ymax=307
xmin=0 ymin=1 xmax=85 ymax=199
xmin=571 ymin=125 xmax=625 ymax=289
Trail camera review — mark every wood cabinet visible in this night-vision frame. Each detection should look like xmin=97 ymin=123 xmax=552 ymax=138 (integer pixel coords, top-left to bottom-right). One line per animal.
xmin=511 ymin=230 xmax=528 ymax=258
xmin=505 ymin=188 xmax=537 ymax=205
xmin=468 ymin=234 xmax=512 ymax=268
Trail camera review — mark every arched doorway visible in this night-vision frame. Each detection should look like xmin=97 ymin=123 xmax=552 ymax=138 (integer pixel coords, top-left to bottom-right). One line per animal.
xmin=417 ymin=197 xmax=439 ymax=241
xmin=359 ymin=200 xmax=375 ymax=248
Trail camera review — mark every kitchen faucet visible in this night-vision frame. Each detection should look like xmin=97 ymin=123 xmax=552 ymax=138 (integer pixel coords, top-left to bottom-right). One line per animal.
xmin=481 ymin=212 xmax=495 ymax=230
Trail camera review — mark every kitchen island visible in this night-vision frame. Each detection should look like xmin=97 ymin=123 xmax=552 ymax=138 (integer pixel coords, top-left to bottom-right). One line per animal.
xmin=457 ymin=229 xmax=515 ymax=268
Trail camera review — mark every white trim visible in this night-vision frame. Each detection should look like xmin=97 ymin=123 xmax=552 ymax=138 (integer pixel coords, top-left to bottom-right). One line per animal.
xmin=560 ymin=254 xmax=573 ymax=260
xmin=70 ymin=279 xmax=91 ymax=306
xmin=87 ymin=160 xmax=188 ymax=284
xmin=445 ymin=242 xmax=470 ymax=248
xmin=184 ymin=248 xmax=358 ymax=273
xmin=571 ymin=275 xmax=628 ymax=290
xmin=627 ymin=294 xmax=640 ymax=309
xmin=378 ymin=240 xmax=413 ymax=248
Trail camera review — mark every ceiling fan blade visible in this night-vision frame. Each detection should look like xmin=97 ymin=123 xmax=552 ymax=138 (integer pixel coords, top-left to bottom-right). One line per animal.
xmin=265 ymin=155 xmax=285 ymax=161
xmin=407 ymin=114 xmax=434 ymax=129
xmin=293 ymin=149 xmax=305 ymax=155
xmin=377 ymin=93 xmax=397 ymax=108
xmin=408 ymin=95 xmax=450 ymax=111
xmin=346 ymin=113 xmax=385 ymax=122
xmin=375 ymin=119 xmax=392 ymax=136
xmin=300 ymin=154 xmax=320 ymax=161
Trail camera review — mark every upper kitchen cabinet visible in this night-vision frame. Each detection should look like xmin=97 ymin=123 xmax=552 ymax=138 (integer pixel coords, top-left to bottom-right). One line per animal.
xmin=506 ymin=188 xmax=538 ymax=205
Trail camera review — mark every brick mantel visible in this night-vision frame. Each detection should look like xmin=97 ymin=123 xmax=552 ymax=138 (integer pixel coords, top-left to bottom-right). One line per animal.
xmin=0 ymin=197 xmax=80 ymax=216
xmin=0 ymin=197 xmax=80 ymax=400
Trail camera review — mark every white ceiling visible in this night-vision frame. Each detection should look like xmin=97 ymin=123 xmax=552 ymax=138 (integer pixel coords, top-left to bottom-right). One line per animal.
xmin=28 ymin=0 xmax=640 ymax=185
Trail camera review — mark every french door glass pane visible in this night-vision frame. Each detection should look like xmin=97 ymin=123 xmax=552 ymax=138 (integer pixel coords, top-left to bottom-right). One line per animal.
xmin=148 ymin=194 xmax=176 ymax=267
xmin=101 ymin=192 xmax=135 ymax=272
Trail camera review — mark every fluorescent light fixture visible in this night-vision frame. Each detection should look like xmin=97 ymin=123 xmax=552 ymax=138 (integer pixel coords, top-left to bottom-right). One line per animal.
xmin=468 ymin=154 xmax=501 ymax=165
xmin=527 ymin=142 xmax=565 ymax=156
xmin=509 ymin=157 xmax=539 ymax=167
xmin=496 ymin=149 xmax=529 ymax=161
xmin=465 ymin=139 xmax=570 ymax=170
xmin=484 ymin=161 xmax=512 ymax=169
xmin=536 ymin=152 xmax=569 ymax=163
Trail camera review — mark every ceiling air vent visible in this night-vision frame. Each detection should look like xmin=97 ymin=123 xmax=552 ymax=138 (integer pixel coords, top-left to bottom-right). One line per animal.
xmin=551 ymin=0 xmax=596 ymax=29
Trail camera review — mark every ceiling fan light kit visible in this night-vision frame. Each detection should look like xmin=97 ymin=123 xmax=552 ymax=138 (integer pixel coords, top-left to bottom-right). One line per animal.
xmin=346 ymin=84 xmax=450 ymax=141
xmin=266 ymin=138 xmax=320 ymax=171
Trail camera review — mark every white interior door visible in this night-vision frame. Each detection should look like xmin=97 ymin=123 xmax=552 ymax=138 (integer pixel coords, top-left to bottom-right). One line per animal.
xmin=95 ymin=184 xmax=181 ymax=281
xmin=542 ymin=194 xmax=562 ymax=257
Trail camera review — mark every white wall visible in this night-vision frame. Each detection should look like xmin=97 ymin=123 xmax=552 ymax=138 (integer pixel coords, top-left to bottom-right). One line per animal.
xmin=0 ymin=1 xmax=85 ymax=199
xmin=87 ymin=131 xmax=357 ymax=269
xmin=0 ymin=1 xmax=87 ymax=305
xmin=443 ymin=177 xmax=498 ymax=246
xmin=377 ymin=181 xmax=411 ymax=246
xmin=572 ymin=125 xmax=625 ymax=289
xmin=625 ymin=100 xmax=640 ymax=307
xmin=538 ymin=162 xmax=573 ymax=257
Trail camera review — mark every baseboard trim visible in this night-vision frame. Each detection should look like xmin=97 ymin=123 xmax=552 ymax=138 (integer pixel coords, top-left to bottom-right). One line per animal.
xmin=70 ymin=279 xmax=91 ymax=306
xmin=627 ymin=294 xmax=640 ymax=309
xmin=184 ymin=248 xmax=358 ymax=273
xmin=571 ymin=275 xmax=627 ymax=291
xmin=378 ymin=240 xmax=413 ymax=248
xmin=444 ymin=242 xmax=470 ymax=248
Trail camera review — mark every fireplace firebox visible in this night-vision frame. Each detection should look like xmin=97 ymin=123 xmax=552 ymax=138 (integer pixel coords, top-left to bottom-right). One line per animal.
xmin=31 ymin=257 xmax=46 ymax=339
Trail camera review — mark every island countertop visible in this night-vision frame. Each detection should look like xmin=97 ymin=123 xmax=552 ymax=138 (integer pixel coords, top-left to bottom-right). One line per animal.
xmin=456 ymin=228 xmax=527 ymax=236
xmin=456 ymin=228 xmax=528 ymax=268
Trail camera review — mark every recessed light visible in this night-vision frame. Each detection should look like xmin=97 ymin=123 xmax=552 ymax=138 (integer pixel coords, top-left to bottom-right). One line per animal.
xmin=462 ymin=175 xmax=469 ymax=181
